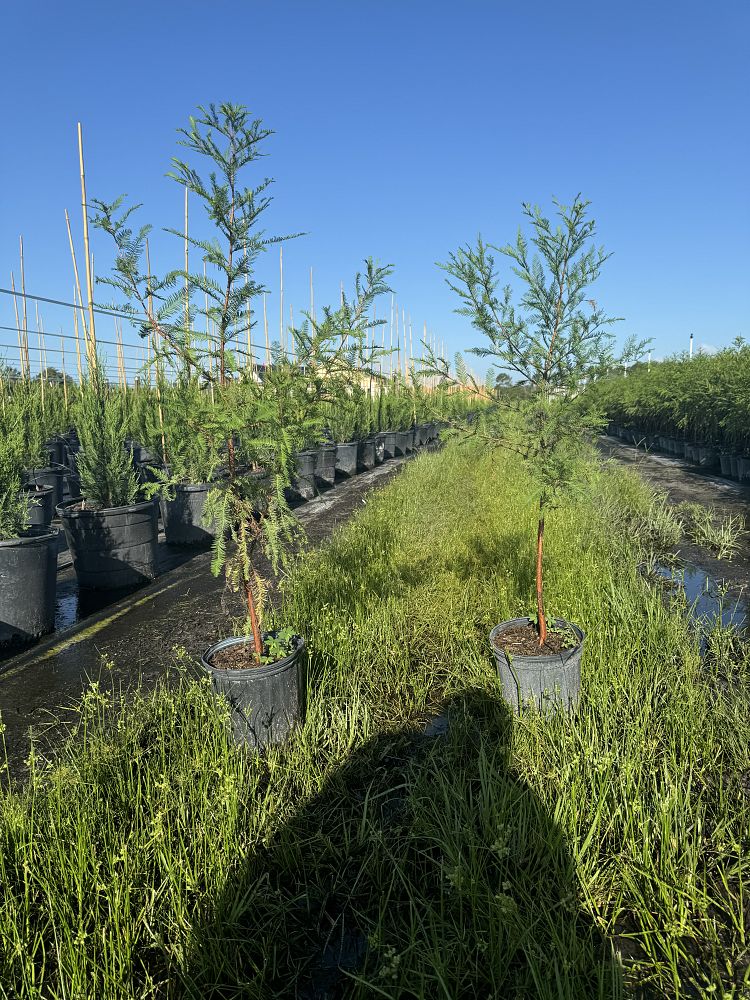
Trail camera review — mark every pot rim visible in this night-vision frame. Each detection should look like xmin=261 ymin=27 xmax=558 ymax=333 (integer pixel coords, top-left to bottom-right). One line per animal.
xmin=22 ymin=483 xmax=54 ymax=494
xmin=489 ymin=616 xmax=584 ymax=665
xmin=27 ymin=464 xmax=66 ymax=475
xmin=201 ymin=632 xmax=304 ymax=678
xmin=0 ymin=526 xmax=58 ymax=548
xmin=56 ymin=496 xmax=157 ymax=519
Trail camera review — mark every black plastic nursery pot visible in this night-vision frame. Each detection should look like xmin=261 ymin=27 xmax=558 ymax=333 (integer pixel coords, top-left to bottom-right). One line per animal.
xmin=161 ymin=483 xmax=215 ymax=546
xmin=292 ymin=450 xmax=317 ymax=501
xmin=489 ymin=617 xmax=584 ymax=714
xmin=0 ymin=527 xmax=58 ymax=647
xmin=374 ymin=434 xmax=386 ymax=464
xmin=57 ymin=497 xmax=159 ymax=590
xmin=44 ymin=437 xmax=67 ymax=467
xmin=335 ymin=441 xmax=358 ymax=478
xmin=357 ymin=438 xmax=376 ymax=471
xmin=64 ymin=470 xmax=82 ymax=500
xmin=381 ymin=431 xmax=397 ymax=459
xmin=395 ymin=430 xmax=412 ymax=455
xmin=314 ymin=445 xmax=337 ymax=487
xmin=25 ymin=465 xmax=65 ymax=508
xmin=201 ymin=633 xmax=305 ymax=749
xmin=23 ymin=484 xmax=55 ymax=529
xmin=719 ymin=454 xmax=733 ymax=477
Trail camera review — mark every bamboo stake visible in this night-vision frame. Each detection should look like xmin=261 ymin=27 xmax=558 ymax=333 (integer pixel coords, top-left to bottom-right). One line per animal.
xmin=389 ymin=294 xmax=394 ymax=379
xmin=263 ymin=292 xmax=270 ymax=368
xmin=184 ymin=185 xmax=190 ymax=369
xmin=72 ymin=292 xmax=83 ymax=383
xmin=408 ymin=314 xmax=413 ymax=379
xmin=279 ymin=246 xmax=284 ymax=353
xmin=35 ymin=304 xmax=45 ymax=412
xmin=19 ymin=238 xmax=31 ymax=378
xmin=77 ymin=123 xmax=96 ymax=354
xmin=9 ymin=272 xmax=26 ymax=380
xmin=245 ymin=246 xmax=253 ymax=372
xmin=145 ymin=239 xmax=166 ymax=459
xmin=395 ymin=304 xmax=400 ymax=379
xmin=60 ymin=336 xmax=69 ymax=412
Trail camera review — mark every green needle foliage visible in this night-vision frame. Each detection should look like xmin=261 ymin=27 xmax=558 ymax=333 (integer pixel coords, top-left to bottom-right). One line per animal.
xmin=74 ymin=362 xmax=140 ymax=509
xmin=430 ymin=195 xmax=647 ymax=644
xmin=0 ymin=392 xmax=35 ymax=539
xmin=205 ymin=260 xmax=392 ymax=659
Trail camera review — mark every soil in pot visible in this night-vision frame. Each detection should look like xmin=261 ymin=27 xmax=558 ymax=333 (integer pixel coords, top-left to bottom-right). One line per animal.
xmin=491 ymin=622 xmax=578 ymax=657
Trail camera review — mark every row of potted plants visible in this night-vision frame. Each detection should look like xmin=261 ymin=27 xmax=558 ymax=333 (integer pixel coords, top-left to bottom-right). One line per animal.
xmin=606 ymin=423 xmax=750 ymax=481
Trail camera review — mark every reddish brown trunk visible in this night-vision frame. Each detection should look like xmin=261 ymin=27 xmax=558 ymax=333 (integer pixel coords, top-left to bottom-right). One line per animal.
xmin=245 ymin=581 xmax=263 ymax=665
xmin=536 ymin=505 xmax=547 ymax=647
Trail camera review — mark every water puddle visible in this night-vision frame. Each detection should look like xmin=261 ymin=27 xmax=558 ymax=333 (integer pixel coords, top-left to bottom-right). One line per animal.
xmin=653 ymin=562 xmax=746 ymax=631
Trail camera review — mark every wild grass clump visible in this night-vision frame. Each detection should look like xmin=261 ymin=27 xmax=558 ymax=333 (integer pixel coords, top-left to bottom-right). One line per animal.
xmin=1 ymin=442 xmax=749 ymax=998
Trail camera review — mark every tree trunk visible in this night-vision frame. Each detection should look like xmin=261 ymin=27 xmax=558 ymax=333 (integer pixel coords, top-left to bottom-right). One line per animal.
xmin=536 ymin=500 xmax=547 ymax=647
xmin=245 ymin=580 xmax=263 ymax=665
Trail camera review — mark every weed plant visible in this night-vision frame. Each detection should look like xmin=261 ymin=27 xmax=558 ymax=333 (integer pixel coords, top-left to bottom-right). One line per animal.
xmin=1 ymin=443 xmax=749 ymax=997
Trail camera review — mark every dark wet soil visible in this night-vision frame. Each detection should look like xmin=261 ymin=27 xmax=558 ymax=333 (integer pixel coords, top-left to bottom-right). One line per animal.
xmin=0 ymin=455 xmax=416 ymax=780
xmin=599 ymin=436 xmax=750 ymax=606
xmin=492 ymin=623 xmax=577 ymax=656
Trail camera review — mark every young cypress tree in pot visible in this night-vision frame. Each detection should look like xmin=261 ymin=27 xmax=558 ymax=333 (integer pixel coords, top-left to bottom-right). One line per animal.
xmin=432 ymin=196 xmax=647 ymax=712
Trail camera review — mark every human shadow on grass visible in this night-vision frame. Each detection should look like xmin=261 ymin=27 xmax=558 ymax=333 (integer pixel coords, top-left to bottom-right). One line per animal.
xmin=177 ymin=689 xmax=624 ymax=999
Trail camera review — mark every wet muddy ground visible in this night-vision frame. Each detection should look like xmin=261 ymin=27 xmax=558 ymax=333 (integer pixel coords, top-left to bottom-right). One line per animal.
xmin=599 ymin=436 xmax=750 ymax=607
xmin=0 ymin=456 xmax=412 ymax=779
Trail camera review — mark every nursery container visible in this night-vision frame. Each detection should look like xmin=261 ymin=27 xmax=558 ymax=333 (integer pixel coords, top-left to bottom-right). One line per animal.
xmin=161 ymin=483 xmax=215 ymax=546
xmin=201 ymin=633 xmax=305 ymax=749
xmin=26 ymin=465 xmax=65 ymax=508
xmin=23 ymin=484 xmax=54 ymax=529
xmin=64 ymin=471 xmax=82 ymax=500
xmin=719 ymin=453 xmax=733 ymax=477
xmin=314 ymin=445 xmax=337 ymax=487
xmin=335 ymin=441 xmax=358 ymax=478
xmin=0 ymin=527 xmax=58 ymax=647
xmin=413 ymin=424 xmax=426 ymax=447
xmin=394 ymin=431 xmax=409 ymax=456
xmin=730 ymin=456 xmax=740 ymax=480
xmin=44 ymin=437 xmax=67 ymax=467
xmin=292 ymin=450 xmax=317 ymax=501
xmin=357 ymin=438 xmax=376 ymax=471
xmin=374 ymin=434 xmax=386 ymax=464
xmin=57 ymin=497 xmax=159 ymax=590
xmin=737 ymin=457 xmax=750 ymax=483
xmin=489 ymin=616 xmax=584 ymax=713
xmin=697 ymin=447 xmax=719 ymax=470
xmin=381 ymin=431 xmax=397 ymax=459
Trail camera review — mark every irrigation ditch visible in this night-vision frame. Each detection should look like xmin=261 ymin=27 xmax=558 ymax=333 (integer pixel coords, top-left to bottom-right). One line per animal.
xmin=600 ymin=433 xmax=750 ymax=606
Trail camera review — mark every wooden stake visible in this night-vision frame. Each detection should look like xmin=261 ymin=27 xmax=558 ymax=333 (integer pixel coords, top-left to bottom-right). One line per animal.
xmin=19 ymin=238 xmax=31 ymax=378
xmin=60 ymin=335 xmax=69 ymax=412
xmin=184 ymin=186 xmax=190 ymax=364
xmin=279 ymin=246 xmax=284 ymax=353
xmin=263 ymin=292 xmax=270 ymax=368
xmin=389 ymin=294 xmax=394 ymax=379
xmin=77 ymin=123 xmax=96 ymax=354
xmin=72 ymin=290 xmax=83 ymax=383
xmin=9 ymin=272 xmax=26 ymax=380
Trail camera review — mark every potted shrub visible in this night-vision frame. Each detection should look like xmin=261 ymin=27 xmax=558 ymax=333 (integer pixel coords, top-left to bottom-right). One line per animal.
xmin=0 ymin=400 xmax=58 ymax=647
xmin=434 ymin=196 xmax=646 ymax=711
xmin=57 ymin=362 xmax=158 ymax=590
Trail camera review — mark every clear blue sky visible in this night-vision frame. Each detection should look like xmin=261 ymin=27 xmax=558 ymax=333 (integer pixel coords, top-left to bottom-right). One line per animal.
xmin=1 ymin=0 xmax=747 ymax=378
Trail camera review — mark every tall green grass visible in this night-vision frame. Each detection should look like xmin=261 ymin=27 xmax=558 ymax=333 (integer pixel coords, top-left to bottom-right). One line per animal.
xmin=1 ymin=442 xmax=749 ymax=998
